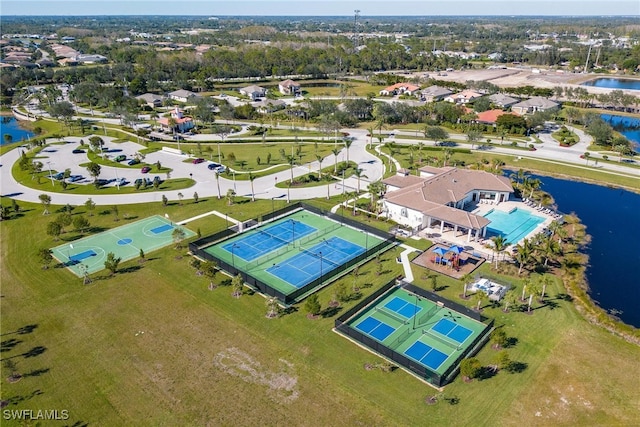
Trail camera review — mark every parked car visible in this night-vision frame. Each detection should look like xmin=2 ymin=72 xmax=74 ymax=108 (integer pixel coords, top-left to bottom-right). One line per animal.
xmin=141 ymin=166 xmax=151 ymax=173
xmin=207 ymin=162 xmax=221 ymax=170
xmin=72 ymin=149 xmax=85 ymax=154
xmin=192 ymin=158 xmax=205 ymax=164
xmin=50 ymin=172 xmax=65 ymax=180
xmin=114 ymin=155 xmax=126 ymax=162
xmin=127 ymin=158 xmax=140 ymax=166
xmin=67 ymin=175 xmax=83 ymax=182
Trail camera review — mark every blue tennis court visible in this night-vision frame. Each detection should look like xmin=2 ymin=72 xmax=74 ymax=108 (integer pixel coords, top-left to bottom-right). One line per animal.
xmin=222 ymin=219 xmax=316 ymax=262
xmin=266 ymin=236 xmax=365 ymax=288
xmin=405 ymin=341 xmax=449 ymax=370
xmin=431 ymin=318 xmax=473 ymax=344
xmin=355 ymin=316 xmax=396 ymax=341
xmin=384 ymin=296 xmax=422 ymax=319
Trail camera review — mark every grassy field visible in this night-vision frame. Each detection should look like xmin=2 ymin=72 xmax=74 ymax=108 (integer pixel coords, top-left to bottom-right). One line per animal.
xmin=1 ymin=195 xmax=639 ymax=426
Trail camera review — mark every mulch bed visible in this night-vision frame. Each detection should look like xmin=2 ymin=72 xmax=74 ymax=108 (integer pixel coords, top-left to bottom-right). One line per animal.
xmin=412 ymin=244 xmax=485 ymax=279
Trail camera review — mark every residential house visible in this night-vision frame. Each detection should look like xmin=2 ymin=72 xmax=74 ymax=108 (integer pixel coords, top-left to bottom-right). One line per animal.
xmin=255 ymin=99 xmax=286 ymax=114
xmin=475 ymin=109 xmax=513 ymax=125
xmin=158 ymin=107 xmax=194 ymax=133
xmin=239 ymin=85 xmax=266 ymax=100
xmin=511 ymin=97 xmax=559 ymax=115
xmin=168 ymin=89 xmax=198 ymax=103
xmin=379 ymin=82 xmax=420 ymax=96
xmin=382 ymin=166 xmax=513 ymax=241
xmin=444 ymin=90 xmax=482 ymax=104
xmin=75 ymin=54 xmax=107 ymax=64
xmin=419 ymin=85 xmax=453 ymax=102
xmin=135 ymin=93 xmax=163 ymax=108
xmin=278 ymin=79 xmax=301 ymax=95
xmin=488 ymin=93 xmax=519 ymax=109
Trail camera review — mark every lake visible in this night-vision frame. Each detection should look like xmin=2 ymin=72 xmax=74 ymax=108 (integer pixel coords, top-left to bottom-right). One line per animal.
xmin=532 ymin=174 xmax=640 ymax=328
xmin=600 ymin=114 xmax=640 ymax=150
xmin=582 ymin=78 xmax=640 ymax=91
xmin=0 ymin=116 xmax=35 ymax=145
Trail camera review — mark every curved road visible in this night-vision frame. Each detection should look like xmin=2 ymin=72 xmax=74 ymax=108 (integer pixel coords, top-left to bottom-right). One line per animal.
xmin=2 ymin=103 xmax=638 ymax=206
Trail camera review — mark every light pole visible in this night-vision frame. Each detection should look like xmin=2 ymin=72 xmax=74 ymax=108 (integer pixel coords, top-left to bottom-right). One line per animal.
xmin=46 ymin=161 xmax=54 ymax=186
xmin=342 ymin=169 xmax=345 ymax=195
xmin=319 ymin=251 xmax=323 ymax=284
xmin=291 ymin=220 xmax=295 ymax=242
xmin=215 ymin=171 xmax=221 ymax=199
xmin=287 ymin=182 xmax=291 ymax=204
xmin=412 ymin=294 xmax=421 ymax=330
xmin=231 ymin=243 xmax=239 ymax=270
xmin=271 ymin=197 xmax=275 ymax=216
xmin=232 ymin=170 xmax=236 ymax=191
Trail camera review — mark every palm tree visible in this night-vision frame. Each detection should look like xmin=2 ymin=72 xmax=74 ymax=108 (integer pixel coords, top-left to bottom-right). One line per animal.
xmin=460 ymin=273 xmax=474 ymax=299
xmin=150 ymin=111 xmax=159 ymax=129
xmin=331 ymin=148 xmax=341 ymax=174
xmin=366 ymin=126 xmax=375 ymax=149
xmin=215 ymin=171 xmax=221 ymax=199
xmin=514 ymin=238 xmax=534 ymax=275
xmin=537 ymin=234 xmax=561 ymax=267
xmin=472 ymin=291 xmax=487 ymax=312
xmin=249 ymin=172 xmax=256 ymax=202
xmin=354 ymin=168 xmax=367 ymax=193
xmin=316 ymin=155 xmax=323 ymax=180
xmin=286 ymin=155 xmax=296 ymax=182
xmin=538 ymin=275 xmax=552 ymax=302
xmin=490 ymin=235 xmax=509 ymax=269
xmin=343 ymin=138 xmax=353 ymax=164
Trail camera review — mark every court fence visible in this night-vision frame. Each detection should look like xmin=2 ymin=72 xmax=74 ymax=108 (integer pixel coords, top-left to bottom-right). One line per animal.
xmin=334 ymin=280 xmax=493 ymax=387
xmin=188 ymin=203 xmax=397 ymax=306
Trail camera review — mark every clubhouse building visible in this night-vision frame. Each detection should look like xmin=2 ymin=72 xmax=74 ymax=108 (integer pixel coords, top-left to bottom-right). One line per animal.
xmin=382 ymin=166 xmax=513 ymax=242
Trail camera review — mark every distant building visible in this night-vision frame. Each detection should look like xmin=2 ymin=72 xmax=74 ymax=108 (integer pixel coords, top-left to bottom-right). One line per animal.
xmin=168 ymin=89 xmax=198 ymax=103
xmin=75 ymin=54 xmax=107 ymax=64
xmin=158 ymin=107 xmax=194 ymax=133
xmin=488 ymin=93 xmax=519 ymax=108
xmin=419 ymin=85 xmax=453 ymax=102
xmin=379 ymin=82 xmax=420 ymax=96
xmin=255 ymin=99 xmax=286 ymax=114
xmin=239 ymin=85 xmax=266 ymax=100
xmin=278 ymin=79 xmax=301 ymax=95
xmin=511 ymin=97 xmax=559 ymax=115
xmin=136 ymin=93 xmax=163 ymax=108
xmin=445 ymin=90 xmax=482 ymax=104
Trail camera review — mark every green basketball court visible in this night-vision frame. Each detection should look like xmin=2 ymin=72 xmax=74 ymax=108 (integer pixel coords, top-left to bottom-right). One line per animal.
xmin=51 ymin=215 xmax=195 ymax=277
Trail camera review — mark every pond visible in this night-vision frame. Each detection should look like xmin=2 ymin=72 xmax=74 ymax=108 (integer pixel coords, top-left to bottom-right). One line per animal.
xmin=531 ymin=174 xmax=640 ymax=328
xmin=600 ymin=114 xmax=640 ymax=150
xmin=582 ymin=78 xmax=640 ymax=91
xmin=0 ymin=116 xmax=35 ymax=145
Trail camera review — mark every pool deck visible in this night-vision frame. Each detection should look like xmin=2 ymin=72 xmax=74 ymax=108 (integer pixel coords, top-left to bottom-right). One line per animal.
xmin=419 ymin=199 xmax=558 ymax=261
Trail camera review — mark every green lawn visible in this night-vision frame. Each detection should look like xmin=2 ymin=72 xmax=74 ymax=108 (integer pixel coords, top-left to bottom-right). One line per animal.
xmin=1 ymin=196 xmax=638 ymax=426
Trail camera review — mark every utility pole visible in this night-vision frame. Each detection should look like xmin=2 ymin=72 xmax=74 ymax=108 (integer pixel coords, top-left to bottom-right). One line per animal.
xmin=354 ymin=10 xmax=360 ymax=49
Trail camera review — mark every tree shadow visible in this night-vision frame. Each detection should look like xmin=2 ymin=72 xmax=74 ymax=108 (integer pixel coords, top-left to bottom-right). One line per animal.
xmin=555 ymin=293 xmax=574 ymax=302
xmin=1 ymin=339 xmax=22 ymax=352
xmin=23 ymin=368 xmax=50 ymax=378
xmin=444 ymin=395 xmax=460 ymax=405
xmin=540 ymin=300 xmax=560 ymax=310
xmin=22 ymin=346 xmax=47 ymax=359
xmin=477 ymin=366 xmax=499 ymax=381
xmin=280 ymin=306 xmax=299 ymax=316
xmin=3 ymin=389 xmax=44 ymax=406
xmin=1 ymin=325 xmax=38 ymax=337
xmin=118 ymin=265 xmax=142 ymax=274
xmin=505 ymin=361 xmax=528 ymax=373
xmin=505 ymin=337 xmax=519 ymax=348
xmin=320 ymin=306 xmax=342 ymax=318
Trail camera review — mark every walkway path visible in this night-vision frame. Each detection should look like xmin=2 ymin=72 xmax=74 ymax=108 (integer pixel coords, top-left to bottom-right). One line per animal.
xmin=176 ymin=209 xmax=240 ymax=226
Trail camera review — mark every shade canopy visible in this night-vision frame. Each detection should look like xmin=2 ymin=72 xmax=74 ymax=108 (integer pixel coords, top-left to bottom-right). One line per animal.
xmin=448 ymin=245 xmax=465 ymax=254
xmin=432 ymin=247 xmax=448 ymax=256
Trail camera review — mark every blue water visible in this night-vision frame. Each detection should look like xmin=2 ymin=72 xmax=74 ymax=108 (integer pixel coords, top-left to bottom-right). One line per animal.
xmin=530 ymin=174 xmax=640 ymax=328
xmin=582 ymin=78 xmax=640 ymax=91
xmin=0 ymin=116 xmax=34 ymax=144
xmin=483 ymin=207 xmax=545 ymax=244
xmin=600 ymin=114 xmax=640 ymax=150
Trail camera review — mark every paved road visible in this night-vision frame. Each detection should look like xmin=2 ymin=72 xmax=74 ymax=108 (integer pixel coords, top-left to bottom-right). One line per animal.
xmin=3 ymin=104 xmax=638 ymax=206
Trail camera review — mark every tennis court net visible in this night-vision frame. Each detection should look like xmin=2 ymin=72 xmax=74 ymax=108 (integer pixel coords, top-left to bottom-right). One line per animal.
xmin=417 ymin=305 xmax=439 ymax=326
xmin=259 ymin=229 xmax=291 ymax=245
xmin=375 ymin=307 xmax=409 ymax=325
xmin=422 ymin=329 xmax=460 ymax=350
xmin=299 ymin=247 xmax=340 ymax=267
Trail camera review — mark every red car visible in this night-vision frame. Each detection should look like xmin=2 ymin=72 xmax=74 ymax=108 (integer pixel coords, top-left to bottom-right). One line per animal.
xmin=141 ymin=166 xmax=151 ymax=173
xmin=192 ymin=158 xmax=205 ymax=164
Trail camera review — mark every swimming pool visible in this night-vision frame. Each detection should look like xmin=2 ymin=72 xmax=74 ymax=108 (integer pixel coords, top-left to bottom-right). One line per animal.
xmin=483 ymin=208 xmax=545 ymax=244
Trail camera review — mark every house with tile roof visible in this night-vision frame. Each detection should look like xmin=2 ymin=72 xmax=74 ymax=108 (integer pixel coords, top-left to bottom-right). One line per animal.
xmin=379 ymin=82 xmax=421 ymax=96
xmin=444 ymin=90 xmax=483 ymax=104
xmin=239 ymin=85 xmax=266 ymax=100
xmin=158 ymin=107 xmax=194 ymax=133
xmin=475 ymin=109 xmax=515 ymax=125
xmin=382 ymin=167 xmax=513 ymax=241
xmin=511 ymin=97 xmax=559 ymax=115
xmin=418 ymin=85 xmax=453 ymax=102
xmin=278 ymin=79 xmax=301 ymax=95
xmin=488 ymin=93 xmax=519 ymax=108
xmin=136 ymin=93 xmax=163 ymax=108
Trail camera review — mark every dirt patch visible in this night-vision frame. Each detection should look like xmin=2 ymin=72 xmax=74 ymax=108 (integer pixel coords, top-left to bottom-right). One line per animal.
xmin=213 ymin=347 xmax=299 ymax=404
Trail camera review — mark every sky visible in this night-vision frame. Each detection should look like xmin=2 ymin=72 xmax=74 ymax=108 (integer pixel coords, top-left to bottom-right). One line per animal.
xmin=2 ymin=0 xmax=639 ymax=17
